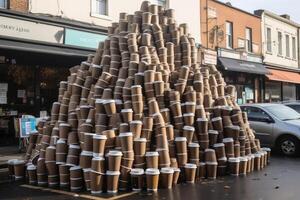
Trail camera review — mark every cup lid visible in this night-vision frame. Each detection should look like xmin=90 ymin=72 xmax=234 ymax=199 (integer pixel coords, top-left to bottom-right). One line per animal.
xmin=213 ymin=143 xmax=224 ymax=148
xmin=183 ymin=126 xmax=195 ymax=131
xmin=84 ymin=133 xmax=96 ymax=137
xmin=211 ymin=117 xmax=222 ymax=121
xmin=95 ymin=99 xmax=105 ymax=104
xmin=57 ymin=139 xmax=66 ymax=144
xmin=222 ymin=138 xmax=234 ymax=143
xmin=197 ymin=118 xmax=208 ymax=122
xmin=80 ymin=105 xmax=90 ymax=108
xmin=92 ymin=156 xmax=105 ymax=161
xmin=185 ymin=102 xmax=196 ymax=105
xmin=119 ymin=132 xmax=133 ymax=137
xmin=59 ymin=123 xmax=71 ymax=127
xmin=160 ymin=108 xmax=169 ymax=112
xmin=231 ymin=125 xmax=240 ymax=130
xmin=121 ymin=109 xmax=133 ymax=112
xmin=188 ymin=143 xmax=200 ymax=148
xmin=134 ymin=138 xmax=147 ymax=142
xmin=184 ymin=163 xmax=197 ymax=169
xmin=69 ymin=145 xmax=80 ymax=149
xmin=218 ymin=157 xmax=227 ymax=161
xmin=103 ymin=99 xmax=115 ymax=104
xmin=183 ymin=113 xmax=194 ymax=117
xmin=130 ymin=120 xmax=142 ymax=124
xmin=204 ymin=148 xmax=215 ymax=153
xmin=160 ymin=167 xmax=174 ymax=174
xmin=208 ymin=130 xmax=218 ymax=134
xmin=27 ymin=164 xmax=36 ymax=170
xmin=106 ymin=170 xmax=121 ymax=175
xmin=47 ymin=146 xmax=56 ymax=149
xmin=81 ymin=151 xmax=93 ymax=156
xmin=108 ymin=150 xmax=123 ymax=156
xmin=145 ymin=151 xmax=159 ymax=157
xmin=239 ymin=157 xmax=248 ymax=162
xmin=175 ymin=137 xmax=187 ymax=142
xmin=254 ymin=153 xmax=261 ymax=158
xmin=228 ymin=157 xmax=240 ymax=163
xmin=199 ymin=162 xmax=206 ymax=166
xmin=93 ymin=134 xmax=107 ymax=140
xmin=145 ymin=168 xmax=160 ymax=175
xmin=7 ymin=159 xmax=18 ymax=164
xmin=205 ymin=161 xmax=218 ymax=165
xmin=171 ymin=167 xmax=181 ymax=172
xmin=130 ymin=168 xmax=144 ymax=175
xmin=131 ymin=85 xmax=142 ymax=89
xmin=261 ymin=147 xmax=271 ymax=152
xmin=70 ymin=166 xmax=81 ymax=170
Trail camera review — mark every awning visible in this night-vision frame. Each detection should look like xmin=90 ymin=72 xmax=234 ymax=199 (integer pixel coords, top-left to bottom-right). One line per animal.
xmin=0 ymin=38 xmax=93 ymax=57
xmin=266 ymin=68 xmax=300 ymax=84
xmin=218 ymin=57 xmax=269 ymax=75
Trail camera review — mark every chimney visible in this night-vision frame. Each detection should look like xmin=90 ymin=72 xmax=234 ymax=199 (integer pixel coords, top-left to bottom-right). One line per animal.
xmin=225 ymin=2 xmax=232 ymax=6
xmin=280 ymin=14 xmax=291 ymax=20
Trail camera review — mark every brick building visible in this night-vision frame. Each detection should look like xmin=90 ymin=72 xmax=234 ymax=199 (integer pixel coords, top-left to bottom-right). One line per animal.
xmin=200 ymin=0 xmax=268 ymax=104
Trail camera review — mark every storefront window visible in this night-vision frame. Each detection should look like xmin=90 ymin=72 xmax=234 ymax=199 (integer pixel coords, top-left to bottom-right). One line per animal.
xmin=265 ymin=81 xmax=281 ymax=102
xmin=282 ymin=82 xmax=296 ymax=101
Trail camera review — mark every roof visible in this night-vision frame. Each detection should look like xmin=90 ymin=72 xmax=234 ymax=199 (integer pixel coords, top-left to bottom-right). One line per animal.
xmin=255 ymin=9 xmax=300 ymax=27
xmin=0 ymin=8 xmax=107 ymax=33
xmin=212 ymin=0 xmax=261 ymax=19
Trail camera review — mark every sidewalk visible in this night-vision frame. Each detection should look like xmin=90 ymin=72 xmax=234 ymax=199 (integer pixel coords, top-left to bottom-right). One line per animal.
xmin=0 ymin=145 xmax=25 ymax=168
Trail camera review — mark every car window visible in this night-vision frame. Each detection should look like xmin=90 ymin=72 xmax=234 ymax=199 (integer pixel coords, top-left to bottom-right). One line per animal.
xmin=286 ymin=105 xmax=300 ymax=114
xmin=242 ymin=107 xmax=270 ymax=121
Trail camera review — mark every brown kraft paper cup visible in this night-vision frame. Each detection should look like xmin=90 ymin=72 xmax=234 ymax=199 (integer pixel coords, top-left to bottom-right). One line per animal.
xmin=134 ymin=137 xmax=147 ymax=156
xmin=106 ymin=170 xmax=120 ymax=193
xmin=160 ymin=167 xmax=174 ymax=189
xmin=93 ymin=134 xmax=107 ymax=157
xmin=108 ymin=150 xmax=123 ymax=171
xmin=223 ymin=138 xmax=234 ymax=158
xmin=206 ymin=162 xmax=218 ymax=179
xmin=79 ymin=151 xmax=93 ymax=169
xmin=130 ymin=168 xmax=144 ymax=191
xmin=27 ymin=164 xmax=37 ymax=184
xmin=119 ymin=132 xmax=133 ymax=152
xmin=145 ymin=151 xmax=159 ymax=169
xmin=90 ymin=170 xmax=105 ymax=194
xmin=239 ymin=157 xmax=248 ymax=175
xmin=228 ymin=157 xmax=240 ymax=176
xmin=146 ymin=168 xmax=160 ymax=192
xmin=184 ymin=163 xmax=197 ymax=183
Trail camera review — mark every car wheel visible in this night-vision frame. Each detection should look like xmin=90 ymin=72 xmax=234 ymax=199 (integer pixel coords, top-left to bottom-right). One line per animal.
xmin=278 ymin=136 xmax=300 ymax=156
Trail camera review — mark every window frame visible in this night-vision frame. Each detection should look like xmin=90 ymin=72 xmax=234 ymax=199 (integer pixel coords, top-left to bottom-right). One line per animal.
xmin=0 ymin=0 xmax=7 ymax=8
xmin=286 ymin=34 xmax=290 ymax=58
xmin=245 ymin=27 xmax=253 ymax=52
xmin=266 ymin=27 xmax=272 ymax=53
xmin=226 ymin=21 xmax=233 ymax=49
xmin=278 ymin=31 xmax=282 ymax=56
xmin=292 ymin=36 xmax=296 ymax=60
xmin=90 ymin=0 xmax=111 ymax=20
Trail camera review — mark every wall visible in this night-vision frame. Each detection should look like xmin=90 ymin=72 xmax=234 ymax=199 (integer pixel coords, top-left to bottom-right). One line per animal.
xmin=200 ymin=0 xmax=261 ymax=55
xmin=29 ymin=0 xmax=201 ymax=43
xmin=9 ymin=0 xmax=28 ymax=12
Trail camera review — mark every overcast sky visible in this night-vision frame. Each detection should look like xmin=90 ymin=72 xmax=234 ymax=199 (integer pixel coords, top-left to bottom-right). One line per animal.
xmin=219 ymin=0 xmax=300 ymax=23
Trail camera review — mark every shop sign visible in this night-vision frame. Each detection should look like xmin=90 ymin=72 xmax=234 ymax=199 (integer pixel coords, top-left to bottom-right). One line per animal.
xmin=19 ymin=117 xmax=37 ymax=138
xmin=0 ymin=16 xmax=64 ymax=44
xmin=64 ymin=28 xmax=107 ymax=49
xmin=202 ymin=49 xmax=217 ymax=65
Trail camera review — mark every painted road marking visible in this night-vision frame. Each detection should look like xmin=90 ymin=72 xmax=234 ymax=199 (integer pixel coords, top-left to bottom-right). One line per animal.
xmin=21 ymin=184 xmax=137 ymax=200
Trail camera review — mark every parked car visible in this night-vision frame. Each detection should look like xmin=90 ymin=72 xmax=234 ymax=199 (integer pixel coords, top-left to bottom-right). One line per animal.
xmin=282 ymin=101 xmax=300 ymax=113
xmin=240 ymin=103 xmax=300 ymax=156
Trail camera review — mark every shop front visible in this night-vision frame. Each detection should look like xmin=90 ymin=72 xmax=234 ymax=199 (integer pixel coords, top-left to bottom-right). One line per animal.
xmin=0 ymin=9 xmax=107 ymax=145
xmin=217 ymin=48 xmax=268 ymax=105
xmin=264 ymin=68 xmax=300 ymax=102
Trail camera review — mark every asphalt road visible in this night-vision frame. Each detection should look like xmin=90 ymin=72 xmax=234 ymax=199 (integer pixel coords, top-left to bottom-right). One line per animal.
xmin=0 ymin=155 xmax=299 ymax=200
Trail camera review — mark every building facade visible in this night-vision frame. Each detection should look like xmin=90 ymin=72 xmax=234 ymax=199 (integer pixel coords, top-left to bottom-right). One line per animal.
xmin=255 ymin=10 xmax=300 ymax=102
xmin=200 ymin=0 xmax=267 ymax=104
xmin=29 ymin=0 xmax=201 ymax=43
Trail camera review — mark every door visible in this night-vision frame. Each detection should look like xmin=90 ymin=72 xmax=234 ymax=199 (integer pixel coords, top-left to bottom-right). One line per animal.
xmin=242 ymin=106 xmax=274 ymax=146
